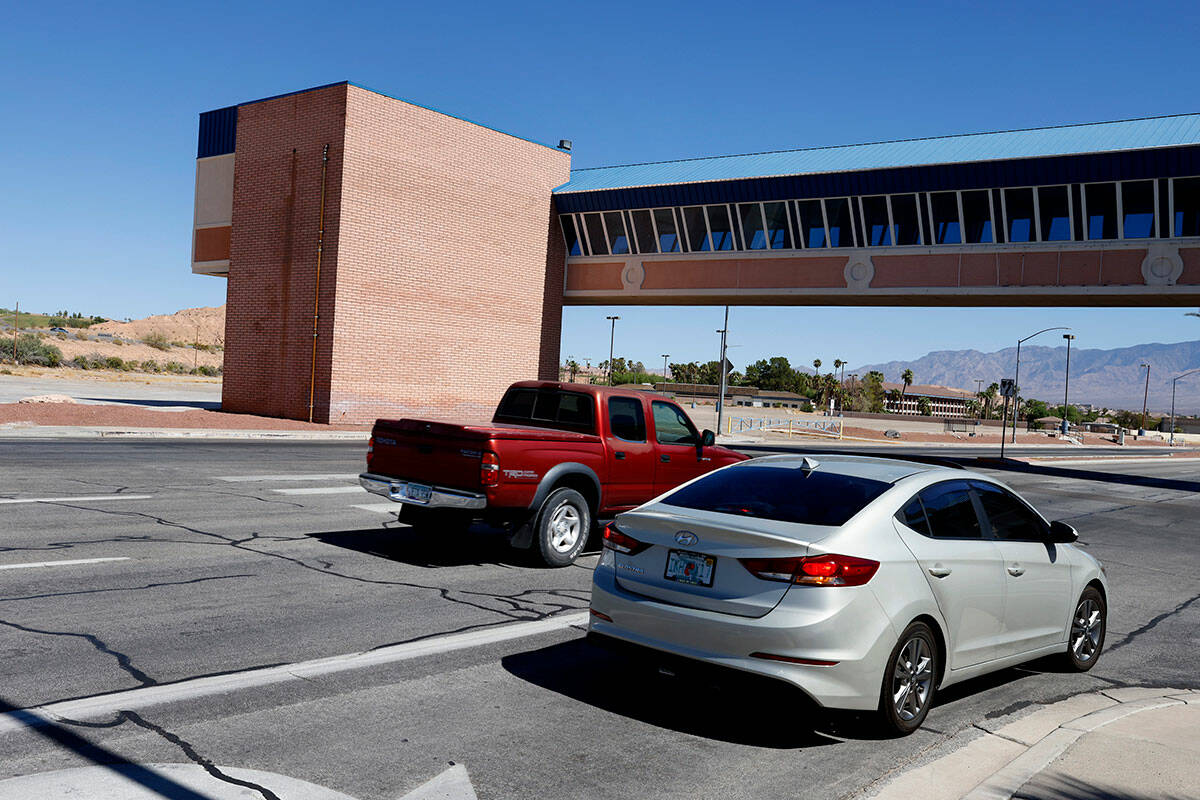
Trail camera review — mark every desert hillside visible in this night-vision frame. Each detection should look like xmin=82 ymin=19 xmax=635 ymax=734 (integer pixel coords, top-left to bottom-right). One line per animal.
xmin=91 ymin=305 xmax=225 ymax=346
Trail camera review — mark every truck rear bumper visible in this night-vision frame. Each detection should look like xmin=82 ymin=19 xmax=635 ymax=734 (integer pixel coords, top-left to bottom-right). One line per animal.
xmin=358 ymin=473 xmax=488 ymax=510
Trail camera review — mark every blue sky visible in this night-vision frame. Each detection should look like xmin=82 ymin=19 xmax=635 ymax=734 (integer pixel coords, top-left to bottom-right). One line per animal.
xmin=3 ymin=0 xmax=1200 ymax=371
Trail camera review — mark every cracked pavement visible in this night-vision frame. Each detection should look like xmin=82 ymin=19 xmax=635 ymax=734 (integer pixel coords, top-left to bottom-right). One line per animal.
xmin=0 ymin=439 xmax=1197 ymax=799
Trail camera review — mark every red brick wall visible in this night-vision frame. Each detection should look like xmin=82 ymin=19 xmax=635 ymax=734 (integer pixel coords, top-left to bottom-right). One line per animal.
xmin=223 ymin=84 xmax=348 ymax=421
xmin=327 ymin=85 xmax=570 ymax=424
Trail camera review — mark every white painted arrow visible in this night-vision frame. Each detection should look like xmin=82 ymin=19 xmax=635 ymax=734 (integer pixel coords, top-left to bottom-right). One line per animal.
xmin=400 ymin=764 xmax=478 ymax=800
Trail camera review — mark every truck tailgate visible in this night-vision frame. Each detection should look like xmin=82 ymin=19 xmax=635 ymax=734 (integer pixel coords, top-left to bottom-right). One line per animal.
xmin=369 ymin=420 xmax=491 ymax=491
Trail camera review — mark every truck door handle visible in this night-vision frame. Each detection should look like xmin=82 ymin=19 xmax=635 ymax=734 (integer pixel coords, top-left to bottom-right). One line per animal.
xmin=660 ymin=454 xmax=671 ymax=463
xmin=1007 ymin=564 xmax=1025 ymax=577
xmin=615 ymin=452 xmax=626 ymax=460
xmin=927 ymin=565 xmax=952 ymax=578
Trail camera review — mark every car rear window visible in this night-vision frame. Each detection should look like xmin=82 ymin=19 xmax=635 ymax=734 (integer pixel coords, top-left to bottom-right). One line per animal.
xmin=494 ymin=388 xmax=595 ymax=433
xmin=662 ymin=465 xmax=891 ymax=526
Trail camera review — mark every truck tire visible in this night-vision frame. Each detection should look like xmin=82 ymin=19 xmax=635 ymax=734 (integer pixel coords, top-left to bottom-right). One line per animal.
xmin=533 ymin=487 xmax=591 ymax=567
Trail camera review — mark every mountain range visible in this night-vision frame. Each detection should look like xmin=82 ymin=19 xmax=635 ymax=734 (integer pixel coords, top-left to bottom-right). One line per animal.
xmin=853 ymin=340 xmax=1200 ymax=415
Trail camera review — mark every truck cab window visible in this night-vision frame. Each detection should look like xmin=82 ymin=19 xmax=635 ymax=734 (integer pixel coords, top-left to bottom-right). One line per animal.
xmin=652 ymin=401 xmax=698 ymax=445
xmin=608 ymin=397 xmax=646 ymax=442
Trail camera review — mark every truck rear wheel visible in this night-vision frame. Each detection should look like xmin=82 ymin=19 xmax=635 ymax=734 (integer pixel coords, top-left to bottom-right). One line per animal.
xmin=534 ymin=488 xmax=591 ymax=567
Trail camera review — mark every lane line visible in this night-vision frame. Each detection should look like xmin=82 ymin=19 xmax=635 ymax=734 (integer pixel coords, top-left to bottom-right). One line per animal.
xmin=351 ymin=503 xmax=402 ymax=513
xmin=0 ymin=557 xmax=131 ymax=571
xmin=273 ymin=486 xmax=367 ymax=495
xmin=0 ymin=495 xmax=153 ymax=505
xmin=0 ymin=611 xmax=589 ymax=736
xmin=216 ymin=474 xmax=360 ymax=483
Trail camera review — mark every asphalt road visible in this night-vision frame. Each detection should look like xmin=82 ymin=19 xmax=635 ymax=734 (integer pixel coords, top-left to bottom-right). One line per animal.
xmin=0 ymin=439 xmax=1197 ymax=799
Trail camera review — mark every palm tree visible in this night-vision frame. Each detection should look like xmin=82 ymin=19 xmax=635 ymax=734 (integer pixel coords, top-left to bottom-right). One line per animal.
xmin=900 ymin=369 xmax=914 ymax=409
xmin=833 ymin=359 xmax=845 ymax=385
xmin=566 ymin=359 xmax=580 ymax=382
xmin=813 ymin=358 xmax=822 ymax=375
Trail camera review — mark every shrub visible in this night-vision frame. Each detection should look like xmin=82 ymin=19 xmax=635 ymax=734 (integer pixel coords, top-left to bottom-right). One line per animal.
xmin=3 ymin=333 xmax=63 ymax=367
xmin=192 ymin=365 xmax=219 ymax=377
xmin=48 ymin=316 xmax=67 ymax=328
xmin=800 ymin=401 xmax=814 ymax=413
xmin=143 ymin=332 xmax=171 ymax=351
xmin=55 ymin=332 xmax=67 ymax=340
xmin=104 ymin=356 xmax=128 ymax=371
xmin=164 ymin=361 xmax=187 ymax=374
xmin=71 ymin=355 xmax=90 ymax=370
xmin=141 ymin=359 xmax=160 ymax=373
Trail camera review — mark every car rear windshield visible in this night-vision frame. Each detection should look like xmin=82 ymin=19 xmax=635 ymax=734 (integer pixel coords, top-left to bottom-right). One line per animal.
xmin=662 ymin=465 xmax=891 ymax=526
xmin=493 ymin=388 xmax=595 ymax=433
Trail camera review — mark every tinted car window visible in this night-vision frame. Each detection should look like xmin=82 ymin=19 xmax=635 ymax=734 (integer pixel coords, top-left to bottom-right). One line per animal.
xmin=652 ymin=401 xmax=698 ymax=445
xmin=972 ymin=482 xmax=1046 ymax=541
xmin=919 ymin=481 xmax=983 ymax=539
xmin=663 ymin=465 xmax=890 ymax=527
xmin=494 ymin=388 xmax=595 ymax=433
xmin=608 ymin=397 xmax=646 ymax=442
xmin=896 ymin=496 xmax=932 ymax=537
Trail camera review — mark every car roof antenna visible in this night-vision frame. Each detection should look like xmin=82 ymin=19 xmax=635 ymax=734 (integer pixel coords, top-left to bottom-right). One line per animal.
xmin=799 ymin=457 xmax=820 ymax=474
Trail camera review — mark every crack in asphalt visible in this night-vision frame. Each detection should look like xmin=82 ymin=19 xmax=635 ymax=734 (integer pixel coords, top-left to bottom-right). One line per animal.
xmin=0 ymin=617 xmax=156 ymax=687
xmin=0 ymin=573 xmax=256 ymax=604
xmin=1106 ymin=590 xmax=1200 ymax=652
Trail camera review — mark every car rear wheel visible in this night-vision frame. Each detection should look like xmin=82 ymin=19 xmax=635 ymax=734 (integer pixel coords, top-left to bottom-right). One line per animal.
xmin=878 ymin=622 xmax=938 ymax=735
xmin=534 ymin=488 xmax=591 ymax=567
xmin=1064 ymin=587 xmax=1106 ymax=671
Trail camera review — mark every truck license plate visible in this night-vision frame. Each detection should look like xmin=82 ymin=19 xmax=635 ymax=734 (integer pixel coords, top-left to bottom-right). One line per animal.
xmin=664 ymin=549 xmax=716 ymax=587
xmin=404 ymin=483 xmax=433 ymax=504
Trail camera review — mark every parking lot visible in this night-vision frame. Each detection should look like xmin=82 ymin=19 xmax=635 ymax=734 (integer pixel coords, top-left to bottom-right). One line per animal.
xmin=1 ymin=439 xmax=1197 ymax=799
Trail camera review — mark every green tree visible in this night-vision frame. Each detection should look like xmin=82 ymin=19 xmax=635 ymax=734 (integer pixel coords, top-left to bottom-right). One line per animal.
xmin=901 ymin=369 xmax=914 ymax=406
xmin=864 ymin=371 xmax=886 ymax=413
xmin=917 ymin=396 xmax=932 ymax=416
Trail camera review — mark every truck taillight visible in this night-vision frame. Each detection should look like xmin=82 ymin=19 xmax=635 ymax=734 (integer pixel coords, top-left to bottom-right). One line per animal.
xmin=366 ymin=436 xmax=374 ymax=467
xmin=480 ymin=451 xmax=500 ymax=487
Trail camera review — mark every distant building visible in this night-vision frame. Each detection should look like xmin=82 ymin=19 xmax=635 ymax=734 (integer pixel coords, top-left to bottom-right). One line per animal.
xmin=882 ymin=382 xmax=974 ymax=418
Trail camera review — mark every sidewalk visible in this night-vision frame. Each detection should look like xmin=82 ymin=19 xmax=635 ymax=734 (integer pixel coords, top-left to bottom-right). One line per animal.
xmin=868 ymin=687 xmax=1199 ymax=800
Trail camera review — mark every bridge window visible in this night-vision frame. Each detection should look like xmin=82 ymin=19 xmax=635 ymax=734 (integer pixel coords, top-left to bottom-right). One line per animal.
xmin=738 ymin=203 xmax=767 ymax=249
xmin=629 ymin=210 xmax=657 ymax=254
xmin=861 ymin=195 xmax=892 ymax=246
xmin=1173 ymin=178 xmax=1200 ymax=237
xmin=1084 ymin=183 xmax=1118 ymax=240
xmin=891 ymin=194 xmax=921 ymax=245
xmin=763 ymin=202 xmax=793 ymax=249
xmin=962 ymin=190 xmax=993 ymax=243
xmin=1038 ymin=186 xmax=1072 ymax=241
xmin=1121 ymin=181 xmax=1155 ymax=239
xmin=795 ymin=200 xmax=826 ymax=248
xmin=604 ymin=211 xmax=631 ymax=254
xmin=929 ymin=192 xmax=962 ymax=244
xmin=654 ymin=208 xmax=681 ymax=252
xmin=682 ymin=206 xmax=710 ymax=251
xmin=706 ymin=205 xmax=736 ymax=250
xmin=560 ymin=215 xmax=583 ymax=256
xmin=582 ymin=213 xmax=608 ymax=255
xmin=1004 ymin=188 xmax=1036 ymax=243
xmin=826 ymin=198 xmax=855 ymax=247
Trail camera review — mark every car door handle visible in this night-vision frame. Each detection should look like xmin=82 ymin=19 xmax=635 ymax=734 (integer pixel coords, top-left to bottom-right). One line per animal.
xmin=927 ymin=565 xmax=952 ymax=578
xmin=615 ymin=452 xmax=626 ymax=460
xmin=660 ymin=454 xmax=671 ymax=463
xmin=1007 ymin=564 xmax=1025 ymax=577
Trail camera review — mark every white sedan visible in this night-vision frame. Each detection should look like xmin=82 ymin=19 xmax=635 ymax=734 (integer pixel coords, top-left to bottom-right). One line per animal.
xmin=588 ymin=454 xmax=1108 ymax=734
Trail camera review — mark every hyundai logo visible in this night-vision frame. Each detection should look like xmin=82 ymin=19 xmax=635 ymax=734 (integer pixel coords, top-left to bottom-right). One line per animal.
xmin=674 ymin=531 xmax=698 ymax=547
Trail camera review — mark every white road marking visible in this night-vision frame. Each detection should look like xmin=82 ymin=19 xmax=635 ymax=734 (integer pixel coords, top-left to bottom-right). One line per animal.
xmin=0 ymin=611 xmax=589 ymax=736
xmin=1023 ymin=456 xmax=1200 ymax=467
xmin=0 ymin=557 xmax=130 ymax=571
xmin=401 ymin=765 xmax=478 ymax=800
xmin=273 ymin=486 xmax=368 ymax=495
xmin=216 ymin=473 xmax=360 ymax=483
xmin=351 ymin=502 xmax=401 ymax=513
xmin=0 ymin=764 xmax=362 ymax=800
xmin=0 ymin=495 xmax=153 ymax=505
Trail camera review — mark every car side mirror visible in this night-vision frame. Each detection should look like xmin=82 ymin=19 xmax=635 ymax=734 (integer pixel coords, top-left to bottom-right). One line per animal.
xmin=700 ymin=429 xmax=715 ymax=447
xmin=1048 ymin=520 xmax=1078 ymax=543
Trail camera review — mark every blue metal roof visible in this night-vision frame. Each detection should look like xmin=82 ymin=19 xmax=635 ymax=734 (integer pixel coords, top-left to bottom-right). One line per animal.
xmin=555 ymin=113 xmax=1200 ymax=194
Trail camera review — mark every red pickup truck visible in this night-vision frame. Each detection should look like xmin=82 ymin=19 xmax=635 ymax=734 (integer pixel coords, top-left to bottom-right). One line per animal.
xmin=359 ymin=381 xmax=747 ymax=566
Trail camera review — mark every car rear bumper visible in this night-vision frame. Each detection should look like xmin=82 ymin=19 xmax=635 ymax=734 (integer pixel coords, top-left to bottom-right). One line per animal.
xmin=358 ymin=473 xmax=487 ymax=510
xmin=589 ymin=555 xmax=898 ymax=711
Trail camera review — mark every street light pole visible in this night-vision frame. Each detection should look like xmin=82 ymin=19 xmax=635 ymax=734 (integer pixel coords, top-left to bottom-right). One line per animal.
xmin=661 ymin=354 xmax=670 ymax=384
xmin=1061 ymin=334 xmax=1076 ymax=435
xmin=716 ymin=306 xmax=729 ymax=436
xmin=1011 ymin=326 xmax=1071 ymax=443
xmin=605 ymin=315 xmax=619 ymax=386
xmin=1139 ymin=362 xmax=1151 ymax=434
xmin=1170 ymin=369 xmax=1200 ymax=446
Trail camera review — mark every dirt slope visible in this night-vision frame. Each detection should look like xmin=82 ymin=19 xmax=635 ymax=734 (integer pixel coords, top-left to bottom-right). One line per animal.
xmin=91 ymin=306 xmax=225 ymax=346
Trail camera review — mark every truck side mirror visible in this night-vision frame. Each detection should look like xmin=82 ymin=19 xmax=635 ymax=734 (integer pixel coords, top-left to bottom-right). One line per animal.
xmin=700 ymin=429 xmax=715 ymax=447
xmin=1048 ymin=520 xmax=1078 ymax=543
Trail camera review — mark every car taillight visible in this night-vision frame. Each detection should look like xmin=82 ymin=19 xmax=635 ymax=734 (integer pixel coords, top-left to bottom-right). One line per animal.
xmin=602 ymin=523 xmax=650 ymax=555
xmin=739 ymin=553 xmax=879 ymax=586
xmin=480 ymin=451 xmax=500 ymax=487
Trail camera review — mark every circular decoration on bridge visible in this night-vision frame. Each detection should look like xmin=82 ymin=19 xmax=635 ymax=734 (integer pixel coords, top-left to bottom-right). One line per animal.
xmin=844 ymin=256 xmax=875 ymax=289
xmin=621 ymin=261 xmax=646 ymax=290
xmin=1141 ymin=244 xmax=1183 ymax=286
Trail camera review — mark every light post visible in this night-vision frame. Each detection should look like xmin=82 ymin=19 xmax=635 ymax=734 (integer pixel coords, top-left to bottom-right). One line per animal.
xmin=1010 ymin=326 xmax=1071 ymax=443
xmin=1139 ymin=362 xmax=1151 ymax=435
xmin=1170 ymin=369 xmax=1200 ymax=446
xmin=605 ymin=315 xmax=619 ymax=386
xmin=974 ymin=379 xmax=984 ymax=419
xmin=1061 ymin=334 xmax=1076 ymax=435
xmin=661 ymin=354 xmax=670 ymax=384
xmin=716 ymin=306 xmax=730 ymax=436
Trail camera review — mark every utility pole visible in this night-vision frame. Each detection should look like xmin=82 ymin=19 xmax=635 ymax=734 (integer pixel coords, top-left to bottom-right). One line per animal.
xmin=1139 ymin=362 xmax=1151 ymax=434
xmin=605 ymin=315 xmax=619 ymax=386
xmin=1062 ymin=334 xmax=1076 ymax=435
xmin=974 ymin=378 xmax=984 ymax=418
xmin=661 ymin=354 xmax=670 ymax=385
xmin=716 ymin=306 xmax=730 ymax=436
xmin=11 ymin=301 xmax=17 ymax=364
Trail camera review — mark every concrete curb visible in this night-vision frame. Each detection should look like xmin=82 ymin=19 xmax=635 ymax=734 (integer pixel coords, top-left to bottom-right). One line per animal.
xmin=867 ymin=687 xmax=1197 ymax=800
xmin=0 ymin=424 xmax=370 ymax=441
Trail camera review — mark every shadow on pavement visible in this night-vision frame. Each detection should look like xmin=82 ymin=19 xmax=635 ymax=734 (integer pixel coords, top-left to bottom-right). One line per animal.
xmin=80 ymin=397 xmax=222 ymax=411
xmin=1013 ymin=773 xmax=1194 ymax=800
xmin=980 ymin=460 xmax=1200 ymax=494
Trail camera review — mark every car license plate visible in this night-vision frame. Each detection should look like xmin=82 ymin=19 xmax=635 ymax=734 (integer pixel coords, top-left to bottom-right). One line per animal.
xmin=664 ymin=549 xmax=716 ymax=587
xmin=404 ymin=483 xmax=433 ymax=503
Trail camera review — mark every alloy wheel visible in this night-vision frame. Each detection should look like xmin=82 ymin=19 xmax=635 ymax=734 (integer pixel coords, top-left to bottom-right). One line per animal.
xmin=548 ymin=504 xmax=581 ymax=553
xmin=1071 ymin=598 xmax=1103 ymax=663
xmin=892 ymin=637 xmax=933 ymax=721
